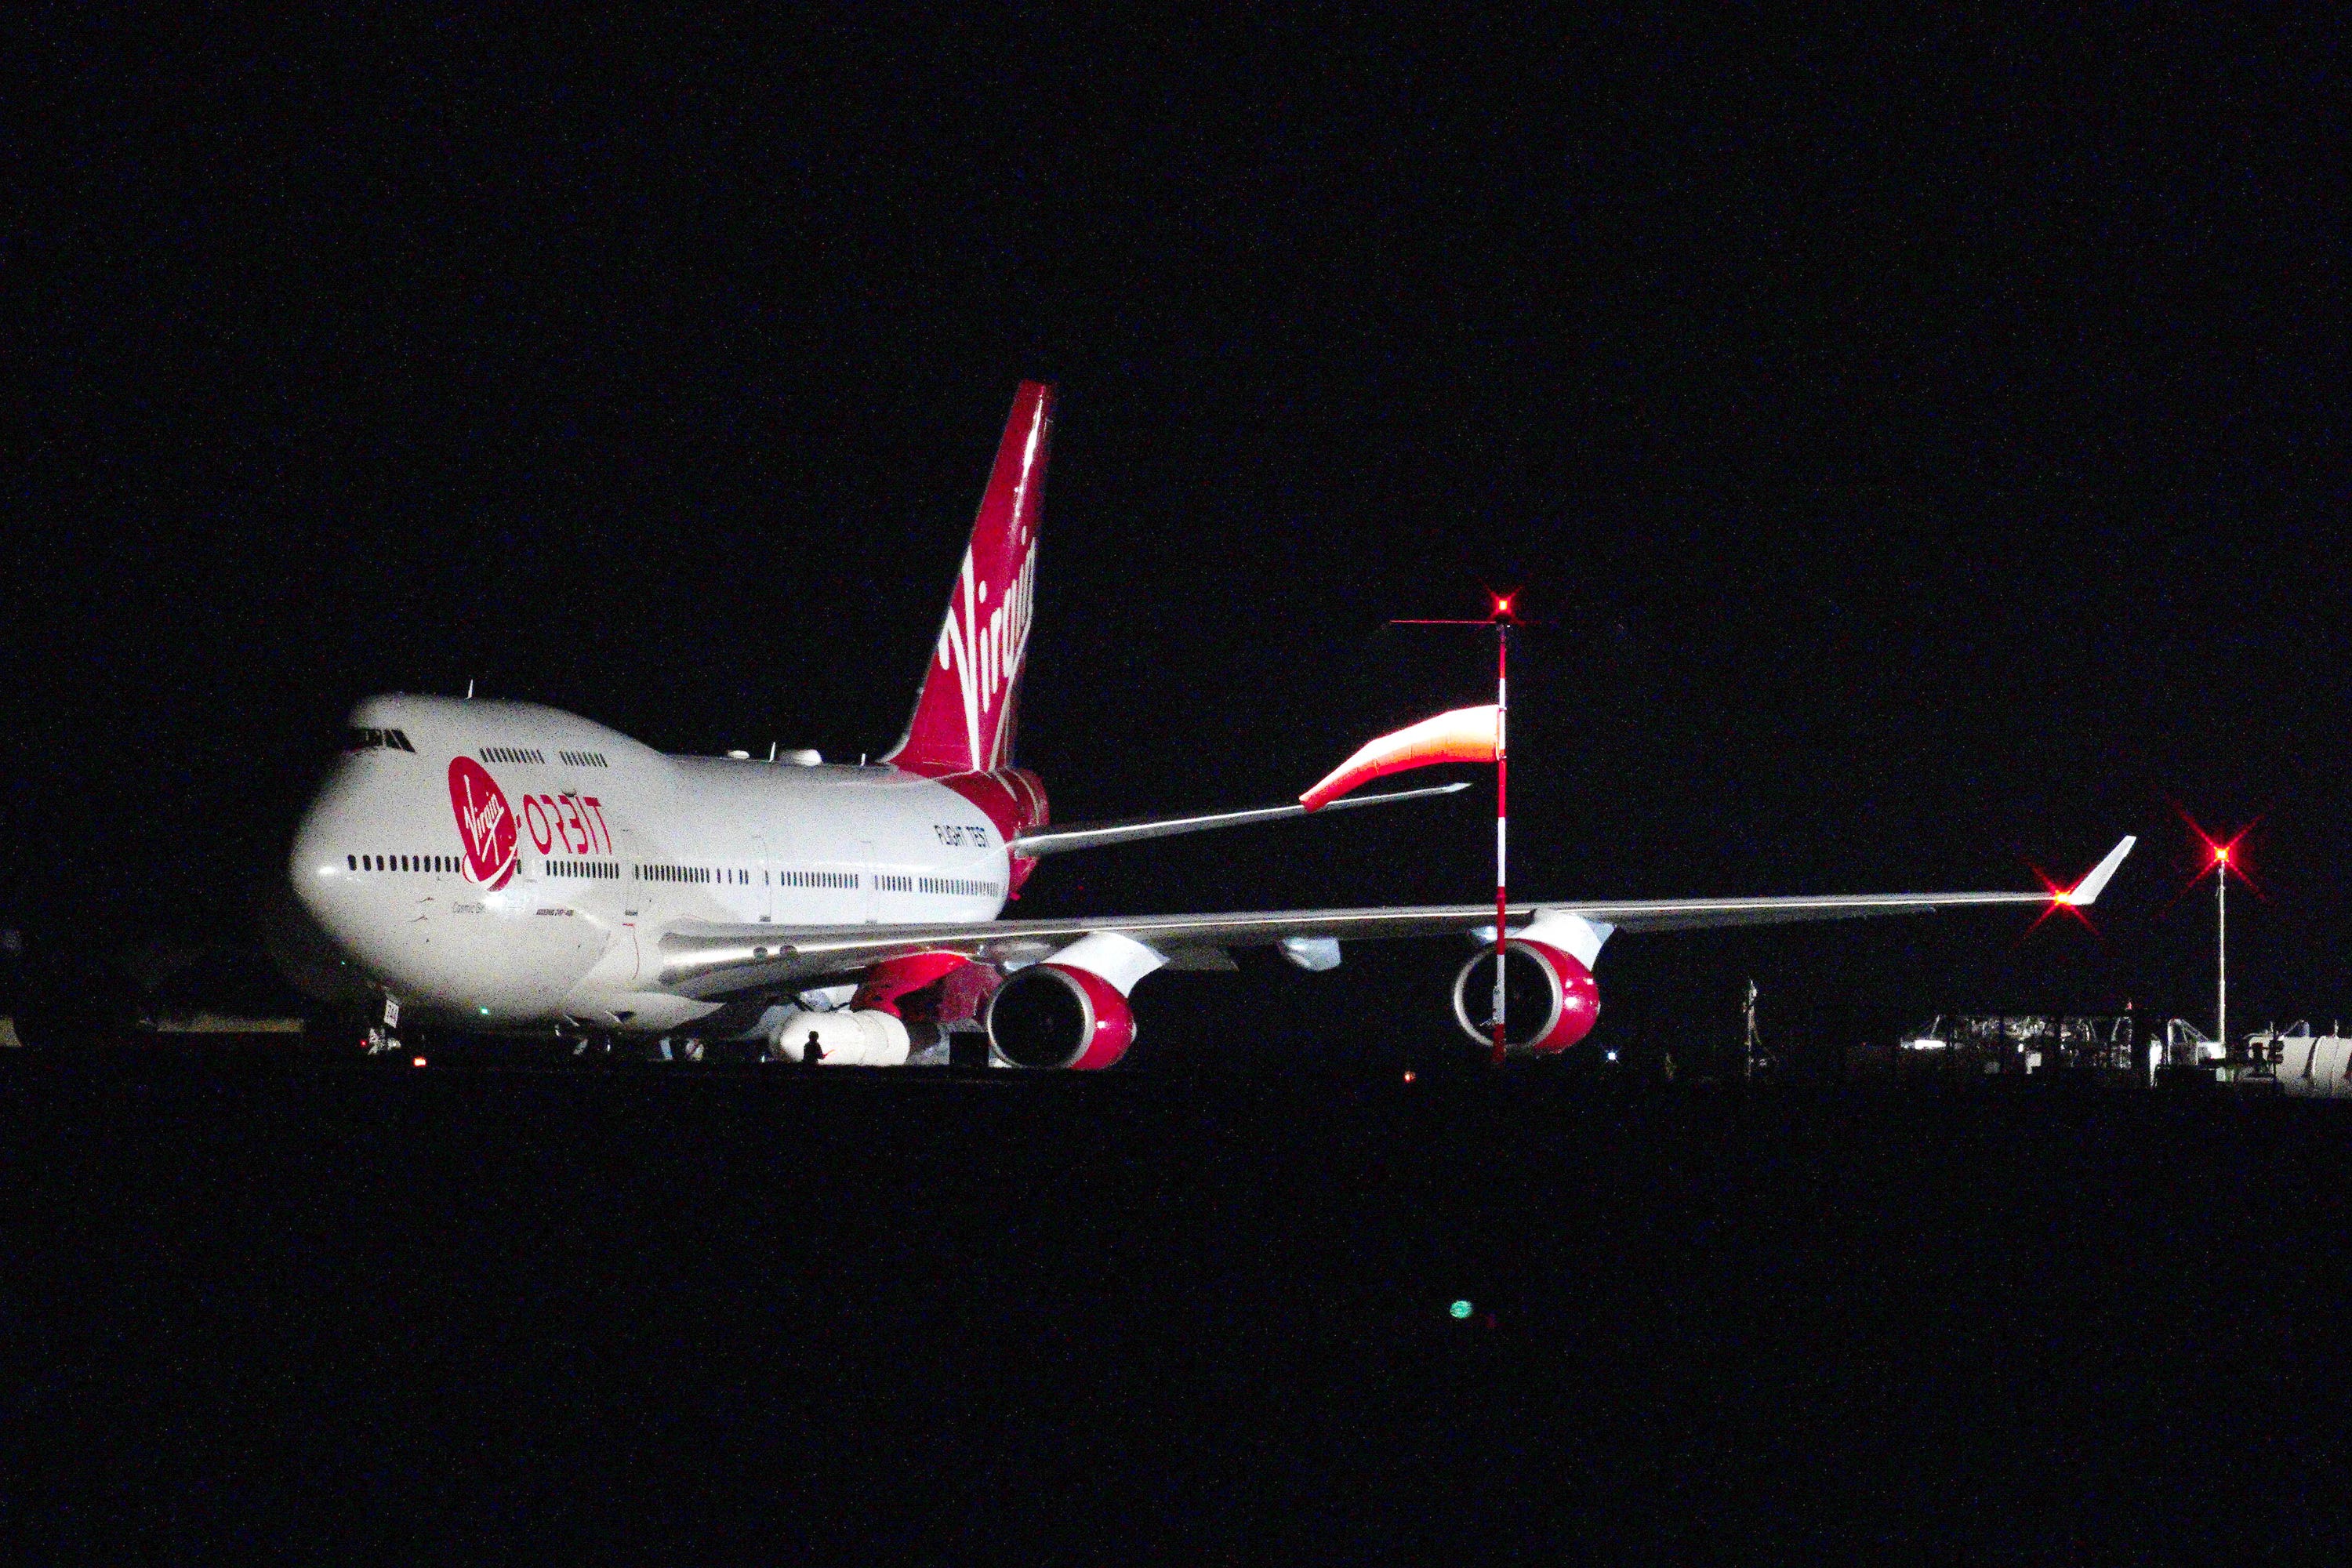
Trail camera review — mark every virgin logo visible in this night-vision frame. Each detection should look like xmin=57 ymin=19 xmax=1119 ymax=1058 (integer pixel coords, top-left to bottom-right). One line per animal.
xmin=448 ymin=757 xmax=519 ymax=890
xmin=935 ymin=531 xmax=1037 ymax=772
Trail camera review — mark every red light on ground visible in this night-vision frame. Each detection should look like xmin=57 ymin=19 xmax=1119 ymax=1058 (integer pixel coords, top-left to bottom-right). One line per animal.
xmin=412 ymin=1056 xmax=427 ymax=1068
xmin=1403 ymin=1070 xmax=1417 ymax=1083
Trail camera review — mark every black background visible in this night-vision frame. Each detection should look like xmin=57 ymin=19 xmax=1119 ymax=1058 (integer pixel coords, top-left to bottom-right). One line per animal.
xmin=9 ymin=12 xmax=2348 ymax=1055
xmin=9 ymin=13 xmax=2352 ymax=1553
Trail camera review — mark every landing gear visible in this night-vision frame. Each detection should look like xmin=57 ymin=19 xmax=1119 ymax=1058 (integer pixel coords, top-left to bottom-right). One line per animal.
xmin=365 ymin=996 xmax=405 ymax=1056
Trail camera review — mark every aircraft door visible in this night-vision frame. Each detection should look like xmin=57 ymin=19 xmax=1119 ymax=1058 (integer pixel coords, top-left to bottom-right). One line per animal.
xmin=751 ymin=833 xmax=775 ymax=922
xmin=618 ymin=827 xmax=651 ymax=981
xmin=859 ymin=840 xmax=880 ymax=923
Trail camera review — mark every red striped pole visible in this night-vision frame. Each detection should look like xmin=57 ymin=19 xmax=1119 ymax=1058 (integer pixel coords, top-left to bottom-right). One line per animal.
xmin=1491 ymin=619 xmax=1509 ymax=1065
xmin=1386 ymin=593 xmax=1523 ymax=1068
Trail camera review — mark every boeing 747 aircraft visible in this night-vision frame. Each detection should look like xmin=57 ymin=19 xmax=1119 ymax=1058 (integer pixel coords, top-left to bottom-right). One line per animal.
xmin=272 ymin=383 xmax=2133 ymax=1065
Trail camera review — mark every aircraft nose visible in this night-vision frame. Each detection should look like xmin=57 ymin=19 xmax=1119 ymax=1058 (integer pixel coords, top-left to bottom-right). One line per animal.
xmin=288 ymin=779 xmax=367 ymax=934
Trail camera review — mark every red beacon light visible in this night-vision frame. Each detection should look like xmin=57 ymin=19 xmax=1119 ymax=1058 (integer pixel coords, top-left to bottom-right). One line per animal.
xmin=2179 ymin=814 xmax=2256 ymax=1051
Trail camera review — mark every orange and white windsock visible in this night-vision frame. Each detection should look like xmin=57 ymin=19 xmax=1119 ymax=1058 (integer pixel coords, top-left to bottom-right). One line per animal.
xmin=1298 ymin=704 xmax=1501 ymax=812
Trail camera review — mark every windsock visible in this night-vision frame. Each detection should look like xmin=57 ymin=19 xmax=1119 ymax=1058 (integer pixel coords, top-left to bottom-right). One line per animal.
xmin=1299 ymin=705 xmax=1499 ymax=811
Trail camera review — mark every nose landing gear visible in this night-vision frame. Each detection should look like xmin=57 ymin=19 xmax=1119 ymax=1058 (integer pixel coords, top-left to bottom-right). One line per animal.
xmin=365 ymin=995 xmax=404 ymax=1056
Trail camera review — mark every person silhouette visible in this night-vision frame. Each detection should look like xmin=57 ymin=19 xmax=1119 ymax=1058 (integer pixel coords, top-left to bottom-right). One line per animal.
xmin=804 ymin=1028 xmax=824 ymax=1065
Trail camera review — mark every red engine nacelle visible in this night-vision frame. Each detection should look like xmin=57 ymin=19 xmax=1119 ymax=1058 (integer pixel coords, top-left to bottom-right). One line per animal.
xmin=985 ymin=962 xmax=1136 ymax=1070
xmin=1450 ymin=938 xmax=1601 ymax=1054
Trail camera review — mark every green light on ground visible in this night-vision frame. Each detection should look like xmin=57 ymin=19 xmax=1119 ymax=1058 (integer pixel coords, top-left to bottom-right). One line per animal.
xmin=1450 ymin=1300 xmax=1473 ymax=1319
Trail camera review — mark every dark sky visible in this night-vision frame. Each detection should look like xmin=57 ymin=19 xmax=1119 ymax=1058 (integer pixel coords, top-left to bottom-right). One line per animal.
xmin=8 ymin=13 xmax=2347 ymax=1051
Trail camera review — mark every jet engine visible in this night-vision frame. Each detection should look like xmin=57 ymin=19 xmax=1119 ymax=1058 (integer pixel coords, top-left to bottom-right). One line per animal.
xmin=986 ymin=964 xmax=1134 ymax=1069
xmin=1448 ymin=914 xmax=1613 ymax=1054
xmin=984 ymin=931 xmax=1163 ymax=1069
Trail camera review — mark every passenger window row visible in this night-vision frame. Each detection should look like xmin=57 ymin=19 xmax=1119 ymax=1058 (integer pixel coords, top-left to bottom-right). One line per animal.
xmin=339 ymin=853 xmax=982 ymax=898
xmin=779 ymin=869 xmax=859 ymax=890
xmin=641 ymin=864 xmax=748 ymax=884
xmin=481 ymin=746 xmax=546 ymax=764
xmin=348 ymin=854 xmax=459 ymax=873
xmin=630 ymin=865 xmax=764 ymax=886
xmin=557 ymin=750 xmax=610 ymax=768
xmin=918 ymin=876 xmax=1000 ymax=898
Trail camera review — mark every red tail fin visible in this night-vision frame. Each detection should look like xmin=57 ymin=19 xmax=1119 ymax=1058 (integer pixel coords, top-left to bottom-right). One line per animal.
xmin=884 ymin=381 xmax=1054 ymax=777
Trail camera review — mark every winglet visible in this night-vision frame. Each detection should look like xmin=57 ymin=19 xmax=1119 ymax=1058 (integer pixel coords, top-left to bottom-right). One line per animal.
xmin=2066 ymin=837 xmax=2137 ymax=906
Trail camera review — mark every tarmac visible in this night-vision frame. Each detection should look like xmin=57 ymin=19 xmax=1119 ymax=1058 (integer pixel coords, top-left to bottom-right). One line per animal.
xmin=4 ymin=1043 xmax=2349 ymax=1553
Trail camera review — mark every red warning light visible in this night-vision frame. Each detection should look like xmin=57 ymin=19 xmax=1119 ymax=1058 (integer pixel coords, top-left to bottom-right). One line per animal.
xmin=2025 ymin=862 xmax=2099 ymax=935
xmin=412 ymin=1056 xmax=427 ymax=1069
xmin=2176 ymin=808 xmax=2259 ymax=895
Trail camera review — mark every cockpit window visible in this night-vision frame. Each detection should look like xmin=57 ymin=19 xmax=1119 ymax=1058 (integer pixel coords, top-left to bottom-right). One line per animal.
xmin=343 ymin=728 xmax=416 ymax=754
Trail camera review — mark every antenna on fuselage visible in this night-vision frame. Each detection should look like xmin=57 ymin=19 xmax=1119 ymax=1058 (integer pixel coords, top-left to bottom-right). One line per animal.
xmin=768 ymin=742 xmax=777 ymax=762
xmin=466 ymin=680 xmax=475 ymax=700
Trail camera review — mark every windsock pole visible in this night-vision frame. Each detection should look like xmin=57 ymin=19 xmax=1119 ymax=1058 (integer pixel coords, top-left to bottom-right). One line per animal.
xmin=1491 ymin=619 xmax=1510 ymax=1065
xmin=1351 ymin=591 xmax=1526 ymax=1067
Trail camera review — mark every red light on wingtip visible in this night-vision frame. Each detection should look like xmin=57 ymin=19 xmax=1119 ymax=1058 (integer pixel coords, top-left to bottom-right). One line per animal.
xmin=2026 ymin=863 xmax=2098 ymax=935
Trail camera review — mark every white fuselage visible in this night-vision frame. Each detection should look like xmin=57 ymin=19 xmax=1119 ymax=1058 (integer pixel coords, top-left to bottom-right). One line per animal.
xmin=285 ymin=695 xmax=1012 ymax=1033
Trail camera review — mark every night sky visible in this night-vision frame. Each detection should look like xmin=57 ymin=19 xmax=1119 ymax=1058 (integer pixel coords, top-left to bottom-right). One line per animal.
xmin=10 ymin=13 xmax=2348 ymax=1055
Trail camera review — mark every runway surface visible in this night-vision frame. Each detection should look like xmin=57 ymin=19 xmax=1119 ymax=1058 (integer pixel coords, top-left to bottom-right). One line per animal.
xmin=4 ymin=1048 xmax=2349 ymax=1554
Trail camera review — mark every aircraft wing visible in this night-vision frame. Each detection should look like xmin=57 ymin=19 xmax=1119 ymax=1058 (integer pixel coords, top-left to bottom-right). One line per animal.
xmin=1008 ymin=782 xmax=1471 ymax=856
xmin=655 ymin=836 xmax=2134 ymax=999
